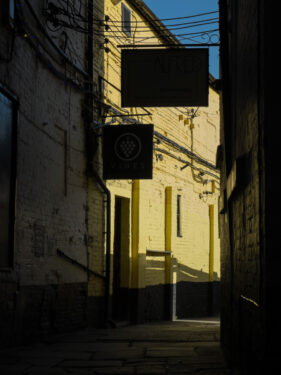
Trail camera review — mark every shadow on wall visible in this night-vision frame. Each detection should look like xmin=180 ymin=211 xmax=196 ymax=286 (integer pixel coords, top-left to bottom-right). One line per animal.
xmin=99 ymin=252 xmax=221 ymax=323
xmin=145 ymin=258 xmax=220 ymax=321
xmin=0 ymin=282 xmax=89 ymax=348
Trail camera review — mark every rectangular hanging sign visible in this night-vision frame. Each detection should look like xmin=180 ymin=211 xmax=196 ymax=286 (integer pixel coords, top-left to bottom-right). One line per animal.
xmin=121 ymin=48 xmax=209 ymax=107
xmin=102 ymin=124 xmax=154 ymax=180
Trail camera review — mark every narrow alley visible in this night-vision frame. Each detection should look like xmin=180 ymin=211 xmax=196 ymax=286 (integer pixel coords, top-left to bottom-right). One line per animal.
xmin=0 ymin=320 xmax=232 ymax=375
xmin=1 ymin=0 xmax=279 ymax=373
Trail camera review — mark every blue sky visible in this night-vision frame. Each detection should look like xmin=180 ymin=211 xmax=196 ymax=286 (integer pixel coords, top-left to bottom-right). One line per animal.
xmin=142 ymin=0 xmax=220 ymax=78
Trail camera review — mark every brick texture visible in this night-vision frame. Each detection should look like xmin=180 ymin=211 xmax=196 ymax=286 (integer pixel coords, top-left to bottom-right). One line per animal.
xmin=0 ymin=0 xmax=100 ymax=344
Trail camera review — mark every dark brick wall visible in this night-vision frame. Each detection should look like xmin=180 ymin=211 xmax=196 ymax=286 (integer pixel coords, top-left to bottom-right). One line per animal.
xmin=144 ymin=285 xmax=166 ymax=322
xmin=0 ymin=0 xmax=97 ymax=347
xmin=219 ymin=0 xmax=279 ymax=370
xmin=0 ymin=281 xmax=17 ymax=347
xmin=128 ymin=282 xmax=220 ymax=323
xmin=176 ymin=281 xmax=220 ymax=319
xmin=0 ymin=282 xmax=88 ymax=347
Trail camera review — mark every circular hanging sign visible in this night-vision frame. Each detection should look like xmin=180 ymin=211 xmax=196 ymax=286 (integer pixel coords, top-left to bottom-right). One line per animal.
xmin=114 ymin=132 xmax=142 ymax=161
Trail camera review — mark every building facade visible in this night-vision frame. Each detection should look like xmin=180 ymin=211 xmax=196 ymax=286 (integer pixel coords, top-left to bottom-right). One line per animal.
xmin=0 ymin=0 xmax=95 ymax=345
xmin=89 ymin=0 xmax=221 ymax=324
xmin=0 ymin=0 xmax=220 ymax=346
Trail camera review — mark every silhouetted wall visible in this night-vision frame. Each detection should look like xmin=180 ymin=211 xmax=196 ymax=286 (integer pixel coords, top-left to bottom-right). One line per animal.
xmin=219 ymin=0 xmax=279 ymax=371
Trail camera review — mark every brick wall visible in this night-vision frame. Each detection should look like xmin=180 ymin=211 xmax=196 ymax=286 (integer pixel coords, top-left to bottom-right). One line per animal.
xmin=0 ymin=0 xmax=97 ymax=344
xmin=219 ymin=0 xmax=267 ymax=368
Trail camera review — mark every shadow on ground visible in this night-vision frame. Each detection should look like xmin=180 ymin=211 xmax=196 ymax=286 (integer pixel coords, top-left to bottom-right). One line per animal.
xmin=0 ymin=320 xmax=243 ymax=374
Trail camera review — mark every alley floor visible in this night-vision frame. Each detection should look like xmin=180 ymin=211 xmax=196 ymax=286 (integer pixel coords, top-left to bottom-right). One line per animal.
xmin=0 ymin=320 xmax=235 ymax=375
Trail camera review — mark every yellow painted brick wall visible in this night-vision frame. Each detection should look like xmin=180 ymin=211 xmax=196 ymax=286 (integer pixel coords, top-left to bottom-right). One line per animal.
xmin=91 ymin=0 xmax=220 ymax=299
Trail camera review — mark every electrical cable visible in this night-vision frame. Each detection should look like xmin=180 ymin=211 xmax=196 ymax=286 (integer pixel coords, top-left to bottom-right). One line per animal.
xmin=43 ymin=1 xmax=219 ymax=45
xmin=28 ymin=0 xmax=219 ymax=178
xmin=154 ymin=130 xmax=219 ymax=173
xmin=76 ymin=15 xmax=219 ymax=30
xmin=89 ymin=92 xmax=220 ymax=177
xmin=96 ymin=10 xmax=219 ymax=23
xmin=153 ymin=146 xmax=219 ymax=180
xmin=16 ymin=0 xmax=88 ymax=91
xmin=23 ymin=0 xmax=88 ymax=77
xmin=104 ymin=17 xmax=219 ymax=30
xmin=103 ymin=19 xmax=219 ymax=33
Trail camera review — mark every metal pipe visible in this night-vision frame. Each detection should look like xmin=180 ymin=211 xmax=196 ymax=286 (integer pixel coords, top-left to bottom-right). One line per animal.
xmin=90 ymin=169 xmax=111 ymax=327
xmin=131 ymin=180 xmax=140 ymax=289
xmin=57 ymin=248 xmax=106 ymax=280
xmin=86 ymin=0 xmax=111 ymax=327
xmin=165 ymin=187 xmax=172 ymax=285
xmin=209 ymin=204 xmax=214 ymax=282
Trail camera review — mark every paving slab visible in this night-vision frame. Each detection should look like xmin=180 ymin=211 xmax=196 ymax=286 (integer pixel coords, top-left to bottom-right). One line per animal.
xmin=25 ymin=369 xmax=68 ymax=375
xmin=59 ymin=359 xmax=124 ymax=368
xmin=93 ymin=347 xmax=144 ymax=360
xmin=0 ymin=365 xmax=31 ymax=375
xmin=0 ymin=320 xmax=234 ymax=375
xmin=136 ymin=365 xmax=166 ymax=374
xmin=93 ymin=367 xmax=135 ymax=375
xmin=146 ymin=347 xmax=197 ymax=358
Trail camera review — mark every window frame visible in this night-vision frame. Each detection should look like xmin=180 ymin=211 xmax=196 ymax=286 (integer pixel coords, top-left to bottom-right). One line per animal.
xmin=0 ymin=83 xmax=18 ymax=270
xmin=176 ymin=194 xmax=182 ymax=238
xmin=122 ymin=3 xmax=132 ymax=37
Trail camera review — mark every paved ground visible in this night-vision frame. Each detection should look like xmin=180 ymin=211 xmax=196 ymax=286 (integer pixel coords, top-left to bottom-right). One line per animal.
xmin=0 ymin=320 xmax=236 ymax=374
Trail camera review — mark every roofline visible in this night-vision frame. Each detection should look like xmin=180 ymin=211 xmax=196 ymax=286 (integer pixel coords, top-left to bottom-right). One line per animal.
xmin=126 ymin=0 xmax=219 ymax=92
xmin=126 ymin=0 xmax=181 ymax=46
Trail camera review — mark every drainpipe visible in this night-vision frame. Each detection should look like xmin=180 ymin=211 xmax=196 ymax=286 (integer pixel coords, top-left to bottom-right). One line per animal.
xmin=90 ymin=169 xmax=111 ymax=327
xmin=131 ymin=180 xmax=140 ymax=289
xmin=165 ymin=186 xmax=173 ymax=320
xmin=208 ymin=204 xmax=214 ymax=316
xmin=165 ymin=187 xmax=172 ymax=285
xmin=209 ymin=204 xmax=215 ymax=283
xmin=85 ymin=0 xmax=111 ymax=327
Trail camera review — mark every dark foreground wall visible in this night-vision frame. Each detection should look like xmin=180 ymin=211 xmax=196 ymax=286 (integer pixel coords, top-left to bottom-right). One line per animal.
xmin=0 ymin=282 xmax=88 ymax=347
xmin=219 ymin=0 xmax=280 ymax=370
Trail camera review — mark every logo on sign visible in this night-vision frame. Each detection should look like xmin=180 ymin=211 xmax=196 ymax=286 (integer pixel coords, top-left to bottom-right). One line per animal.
xmin=114 ymin=133 xmax=142 ymax=161
xmin=103 ymin=124 xmax=153 ymax=179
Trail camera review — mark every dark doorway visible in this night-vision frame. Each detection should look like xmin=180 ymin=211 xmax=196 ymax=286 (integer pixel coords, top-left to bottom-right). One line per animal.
xmin=112 ymin=196 xmax=130 ymax=321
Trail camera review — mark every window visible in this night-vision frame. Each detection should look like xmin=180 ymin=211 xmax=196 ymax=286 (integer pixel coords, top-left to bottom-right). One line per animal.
xmin=0 ymin=88 xmax=17 ymax=268
xmin=122 ymin=3 xmax=131 ymax=36
xmin=0 ymin=0 xmax=14 ymax=27
xmin=177 ymin=195 xmax=182 ymax=237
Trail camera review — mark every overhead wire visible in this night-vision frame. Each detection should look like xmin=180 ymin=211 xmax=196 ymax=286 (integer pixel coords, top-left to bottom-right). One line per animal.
xmin=132 ymin=29 xmax=219 ymax=43
xmin=105 ymin=17 xmax=219 ymax=29
xmin=36 ymin=0 xmax=220 ymax=173
xmin=63 ymin=2 xmax=218 ymax=24
xmin=33 ymin=0 xmax=220 ymax=186
xmin=98 ymin=10 xmax=219 ymax=23
xmin=44 ymin=1 xmax=219 ymax=44
xmin=18 ymin=0 xmax=89 ymax=92
xmin=103 ymin=19 xmax=219 ymax=33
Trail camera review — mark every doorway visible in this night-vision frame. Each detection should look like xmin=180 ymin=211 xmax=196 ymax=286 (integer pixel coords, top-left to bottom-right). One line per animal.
xmin=112 ymin=196 xmax=130 ymax=321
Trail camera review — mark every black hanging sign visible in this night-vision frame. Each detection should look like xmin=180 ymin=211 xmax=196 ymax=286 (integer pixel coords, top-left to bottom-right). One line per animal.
xmin=121 ymin=48 xmax=209 ymax=107
xmin=102 ymin=125 xmax=154 ymax=179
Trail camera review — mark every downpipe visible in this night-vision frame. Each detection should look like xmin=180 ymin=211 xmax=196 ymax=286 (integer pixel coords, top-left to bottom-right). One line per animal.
xmin=85 ymin=0 xmax=111 ymax=327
